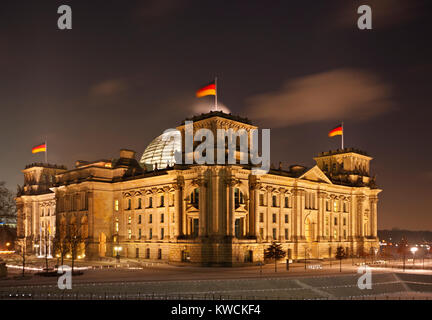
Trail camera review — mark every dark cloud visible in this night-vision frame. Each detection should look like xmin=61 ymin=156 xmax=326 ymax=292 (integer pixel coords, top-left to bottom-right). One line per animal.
xmin=246 ymin=68 xmax=393 ymax=128
xmin=90 ymin=79 xmax=128 ymax=97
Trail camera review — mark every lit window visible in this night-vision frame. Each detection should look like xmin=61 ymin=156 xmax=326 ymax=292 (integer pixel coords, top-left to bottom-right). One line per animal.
xmin=333 ymin=201 xmax=338 ymax=212
xmin=115 ymin=218 xmax=119 ymax=232
xmin=128 ymin=216 xmax=132 ymax=224
xmin=128 ymin=229 xmax=132 ymax=239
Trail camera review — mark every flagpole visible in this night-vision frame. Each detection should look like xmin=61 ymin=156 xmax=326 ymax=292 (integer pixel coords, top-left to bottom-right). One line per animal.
xmin=341 ymin=122 xmax=344 ymax=150
xmin=45 ymin=139 xmax=48 ymax=164
xmin=215 ymin=76 xmax=218 ymax=112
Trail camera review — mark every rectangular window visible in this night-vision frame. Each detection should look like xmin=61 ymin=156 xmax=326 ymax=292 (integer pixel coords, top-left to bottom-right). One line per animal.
xmin=235 ymin=219 xmax=241 ymax=238
xmin=149 ymin=214 xmax=152 ymax=223
xmin=138 ymin=228 xmax=142 ymax=239
xmin=149 ymin=228 xmax=152 ymax=239
xmin=160 ymin=213 xmax=164 ymax=223
xmin=160 ymin=195 xmax=164 ymax=207
xmin=137 ymin=198 xmax=142 ymax=209
xmin=272 ymin=195 xmax=277 ymax=207
xmin=259 ymin=212 xmax=264 ymax=223
xmin=158 ymin=249 xmax=162 ymax=260
xmin=343 ymin=217 xmax=346 ymax=226
xmin=146 ymin=248 xmax=150 ymax=259
xmin=343 ymin=229 xmax=347 ymax=238
xmin=161 ymin=228 xmax=164 ymax=240
xmin=114 ymin=200 xmax=119 ymax=211
xmin=115 ymin=219 xmax=119 ymax=233
xmin=272 ymin=228 xmax=277 ymax=239
xmin=128 ymin=229 xmax=132 ymax=239
xmin=127 ymin=198 xmax=131 ymax=210
xmin=333 ymin=201 xmax=338 ymax=212
xmin=259 ymin=194 xmax=264 ymax=206
xmin=135 ymin=248 xmax=139 ymax=258
xmin=128 ymin=216 xmax=131 ymax=224
xmin=138 ymin=215 xmax=142 ymax=224
xmin=285 ymin=228 xmax=289 ymax=240
xmin=285 ymin=214 xmax=289 ymax=224
xmin=334 ymin=217 xmax=338 ymax=225
xmin=149 ymin=197 xmax=153 ymax=208
xmin=259 ymin=228 xmax=264 ymax=239
xmin=272 ymin=213 xmax=277 ymax=223
xmin=326 ymin=200 xmax=329 ymax=211
xmin=285 ymin=197 xmax=289 ymax=208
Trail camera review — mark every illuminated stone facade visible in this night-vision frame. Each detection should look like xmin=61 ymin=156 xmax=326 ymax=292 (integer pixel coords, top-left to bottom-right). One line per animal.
xmin=16 ymin=112 xmax=381 ymax=266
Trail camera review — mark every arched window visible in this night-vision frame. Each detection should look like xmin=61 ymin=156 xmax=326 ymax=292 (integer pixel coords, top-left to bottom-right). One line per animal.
xmin=234 ymin=188 xmax=245 ymax=208
xmin=190 ymin=188 xmax=199 ymax=208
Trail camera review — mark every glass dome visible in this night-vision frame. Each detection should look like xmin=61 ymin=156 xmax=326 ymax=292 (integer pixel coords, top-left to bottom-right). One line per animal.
xmin=140 ymin=129 xmax=181 ymax=170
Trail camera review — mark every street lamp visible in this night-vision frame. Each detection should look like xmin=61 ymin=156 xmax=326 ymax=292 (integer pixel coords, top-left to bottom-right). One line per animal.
xmin=410 ymin=247 xmax=418 ymax=266
xmin=33 ymin=244 xmax=40 ymax=257
xmin=114 ymin=246 xmax=122 ymax=263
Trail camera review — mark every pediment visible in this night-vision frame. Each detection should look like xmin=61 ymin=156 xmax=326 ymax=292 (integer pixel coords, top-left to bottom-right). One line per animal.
xmin=298 ymin=166 xmax=332 ymax=184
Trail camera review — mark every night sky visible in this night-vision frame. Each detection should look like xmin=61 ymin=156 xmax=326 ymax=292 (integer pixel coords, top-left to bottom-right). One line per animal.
xmin=1 ymin=0 xmax=431 ymax=230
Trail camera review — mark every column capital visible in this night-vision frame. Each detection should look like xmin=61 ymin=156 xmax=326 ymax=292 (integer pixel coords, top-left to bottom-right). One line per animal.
xmin=250 ymin=182 xmax=262 ymax=190
xmin=225 ymin=177 xmax=240 ymax=187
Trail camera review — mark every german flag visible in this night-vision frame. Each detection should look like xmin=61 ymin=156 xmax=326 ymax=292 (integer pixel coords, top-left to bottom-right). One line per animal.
xmin=328 ymin=125 xmax=343 ymax=137
xmin=32 ymin=143 xmax=46 ymax=154
xmin=196 ymin=83 xmax=216 ymax=98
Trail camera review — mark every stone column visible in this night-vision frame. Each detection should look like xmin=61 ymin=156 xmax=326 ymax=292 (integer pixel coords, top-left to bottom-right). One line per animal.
xmin=266 ymin=186 xmax=273 ymax=241
xmin=370 ymin=197 xmax=378 ymax=238
xmin=163 ymin=186 xmax=170 ymax=239
xmin=317 ymin=191 xmax=326 ymax=241
xmin=225 ymin=178 xmax=236 ymax=237
xmin=173 ymin=183 xmax=183 ymax=237
xmin=278 ymin=188 xmax=285 ymax=241
xmin=249 ymin=181 xmax=260 ymax=237
xmin=357 ymin=195 xmax=365 ymax=239
xmin=195 ymin=177 xmax=207 ymax=237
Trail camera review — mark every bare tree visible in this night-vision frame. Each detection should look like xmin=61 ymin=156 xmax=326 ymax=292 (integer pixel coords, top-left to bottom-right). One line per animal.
xmin=53 ymin=233 xmax=68 ymax=266
xmin=0 ymin=181 xmax=16 ymax=225
xmin=15 ymin=238 xmax=27 ymax=277
xmin=66 ymin=224 xmax=89 ymax=274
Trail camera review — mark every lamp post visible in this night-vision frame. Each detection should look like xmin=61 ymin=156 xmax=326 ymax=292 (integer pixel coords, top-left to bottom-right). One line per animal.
xmin=410 ymin=247 xmax=418 ymax=267
xmin=114 ymin=246 xmax=122 ymax=263
xmin=34 ymin=244 xmax=40 ymax=257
